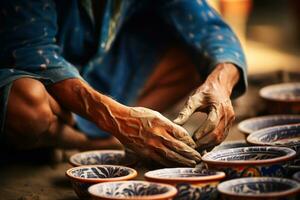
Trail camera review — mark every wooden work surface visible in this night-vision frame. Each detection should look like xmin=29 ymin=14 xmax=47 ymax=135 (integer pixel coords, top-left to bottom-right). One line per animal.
xmin=1 ymin=71 xmax=299 ymax=200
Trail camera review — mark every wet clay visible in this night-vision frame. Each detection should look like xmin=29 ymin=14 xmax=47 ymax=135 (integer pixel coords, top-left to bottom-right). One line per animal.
xmin=174 ymin=63 xmax=240 ymax=150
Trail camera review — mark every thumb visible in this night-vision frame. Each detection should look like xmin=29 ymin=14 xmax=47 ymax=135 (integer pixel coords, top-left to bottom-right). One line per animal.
xmin=174 ymin=96 xmax=199 ymax=125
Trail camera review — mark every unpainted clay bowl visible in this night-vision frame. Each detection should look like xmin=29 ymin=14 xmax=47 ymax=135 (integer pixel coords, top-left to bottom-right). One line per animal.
xmin=259 ymin=82 xmax=300 ymax=114
xmin=69 ymin=150 xmax=137 ymax=167
xmin=202 ymin=146 xmax=296 ymax=179
xmin=66 ymin=165 xmax=137 ymax=200
xmin=144 ymin=168 xmax=225 ymax=200
xmin=247 ymin=123 xmax=300 ymax=155
xmin=88 ymin=180 xmax=177 ymax=200
xmin=238 ymin=115 xmax=300 ymax=135
xmin=217 ymin=177 xmax=300 ymax=200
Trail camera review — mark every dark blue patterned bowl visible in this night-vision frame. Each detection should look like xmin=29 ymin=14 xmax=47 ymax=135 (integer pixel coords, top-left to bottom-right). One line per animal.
xmin=66 ymin=165 xmax=137 ymax=200
xmin=202 ymin=146 xmax=296 ymax=179
xmin=247 ymin=124 xmax=300 ymax=155
xmin=238 ymin=115 xmax=300 ymax=135
xmin=259 ymin=82 xmax=300 ymax=114
xmin=145 ymin=168 xmax=225 ymax=200
xmin=218 ymin=177 xmax=300 ymax=200
xmin=88 ymin=181 xmax=177 ymax=200
xmin=69 ymin=150 xmax=137 ymax=167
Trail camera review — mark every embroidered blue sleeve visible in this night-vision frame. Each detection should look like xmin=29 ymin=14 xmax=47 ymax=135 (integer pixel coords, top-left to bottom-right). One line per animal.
xmin=0 ymin=0 xmax=81 ymax=86
xmin=158 ymin=0 xmax=248 ymax=98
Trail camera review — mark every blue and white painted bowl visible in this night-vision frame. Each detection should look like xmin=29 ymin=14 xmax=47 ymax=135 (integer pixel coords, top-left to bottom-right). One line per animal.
xmin=259 ymin=82 xmax=300 ymax=114
xmin=69 ymin=150 xmax=137 ymax=167
xmin=202 ymin=146 xmax=296 ymax=179
xmin=66 ymin=165 xmax=137 ymax=200
xmin=247 ymin=124 xmax=300 ymax=155
xmin=88 ymin=180 xmax=177 ymax=200
xmin=145 ymin=168 xmax=225 ymax=200
xmin=238 ymin=115 xmax=300 ymax=135
xmin=218 ymin=177 xmax=300 ymax=200
xmin=212 ymin=140 xmax=250 ymax=151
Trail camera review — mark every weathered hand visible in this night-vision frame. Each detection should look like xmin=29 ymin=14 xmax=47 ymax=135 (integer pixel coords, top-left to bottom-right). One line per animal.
xmin=114 ymin=107 xmax=202 ymax=167
xmin=174 ymin=63 xmax=240 ymax=151
xmin=48 ymin=78 xmax=201 ymax=166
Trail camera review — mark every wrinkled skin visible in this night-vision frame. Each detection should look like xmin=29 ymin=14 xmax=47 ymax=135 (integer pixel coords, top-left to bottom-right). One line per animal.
xmin=49 ymin=79 xmax=201 ymax=167
xmin=174 ymin=63 xmax=240 ymax=151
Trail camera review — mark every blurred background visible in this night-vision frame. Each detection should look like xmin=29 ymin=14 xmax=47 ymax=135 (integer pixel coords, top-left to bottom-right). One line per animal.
xmin=210 ymin=0 xmax=300 ymax=74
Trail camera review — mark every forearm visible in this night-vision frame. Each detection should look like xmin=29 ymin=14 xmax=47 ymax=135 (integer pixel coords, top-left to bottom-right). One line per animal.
xmin=205 ymin=63 xmax=240 ymax=96
xmin=47 ymin=78 xmax=129 ymax=135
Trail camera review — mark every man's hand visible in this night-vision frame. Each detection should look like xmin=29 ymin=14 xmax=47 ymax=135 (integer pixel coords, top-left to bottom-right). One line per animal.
xmin=116 ymin=107 xmax=201 ymax=167
xmin=174 ymin=63 xmax=240 ymax=151
xmin=48 ymin=79 xmax=201 ymax=167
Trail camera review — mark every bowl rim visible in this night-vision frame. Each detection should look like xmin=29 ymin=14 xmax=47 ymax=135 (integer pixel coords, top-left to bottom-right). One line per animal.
xmin=259 ymin=82 xmax=300 ymax=102
xmin=238 ymin=114 xmax=300 ymax=135
xmin=202 ymin=146 xmax=296 ymax=166
xmin=217 ymin=177 xmax=300 ymax=198
xmin=65 ymin=165 xmax=137 ymax=183
xmin=88 ymin=180 xmax=177 ymax=200
xmin=247 ymin=123 xmax=300 ymax=146
xmin=144 ymin=168 xmax=225 ymax=183
xmin=69 ymin=150 xmax=125 ymax=167
xmin=293 ymin=171 xmax=300 ymax=182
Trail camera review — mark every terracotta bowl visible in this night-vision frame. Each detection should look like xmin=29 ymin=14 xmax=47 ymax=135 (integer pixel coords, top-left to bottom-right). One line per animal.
xmin=247 ymin=123 xmax=300 ymax=153
xmin=66 ymin=165 xmax=137 ymax=200
xmin=212 ymin=140 xmax=250 ymax=151
xmin=69 ymin=150 xmax=137 ymax=167
xmin=88 ymin=180 xmax=177 ymax=200
xmin=238 ymin=115 xmax=300 ymax=135
xmin=144 ymin=168 xmax=225 ymax=200
xmin=293 ymin=171 xmax=300 ymax=182
xmin=202 ymin=146 xmax=296 ymax=179
xmin=218 ymin=177 xmax=300 ymax=200
xmin=259 ymin=82 xmax=300 ymax=114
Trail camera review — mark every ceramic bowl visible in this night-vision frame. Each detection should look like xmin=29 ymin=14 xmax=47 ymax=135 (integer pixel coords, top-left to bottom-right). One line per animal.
xmin=259 ymin=82 xmax=300 ymax=114
xmin=218 ymin=177 xmax=300 ymax=200
xmin=69 ymin=150 xmax=137 ymax=167
xmin=293 ymin=171 xmax=300 ymax=182
xmin=144 ymin=168 xmax=225 ymax=200
xmin=212 ymin=140 xmax=250 ymax=151
xmin=66 ymin=165 xmax=137 ymax=200
xmin=88 ymin=180 xmax=177 ymax=200
xmin=247 ymin=124 xmax=300 ymax=155
xmin=238 ymin=115 xmax=300 ymax=135
xmin=202 ymin=146 xmax=296 ymax=179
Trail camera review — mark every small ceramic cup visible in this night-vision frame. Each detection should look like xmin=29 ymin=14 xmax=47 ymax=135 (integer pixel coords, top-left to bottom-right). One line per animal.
xmin=69 ymin=150 xmax=137 ymax=167
xmin=144 ymin=168 xmax=225 ymax=200
xmin=66 ymin=165 xmax=137 ymax=200
xmin=88 ymin=180 xmax=177 ymax=200
xmin=218 ymin=177 xmax=300 ymax=200
xmin=202 ymin=146 xmax=296 ymax=179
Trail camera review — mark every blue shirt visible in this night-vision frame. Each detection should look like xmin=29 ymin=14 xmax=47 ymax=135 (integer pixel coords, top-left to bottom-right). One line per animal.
xmin=0 ymin=0 xmax=247 ymax=136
